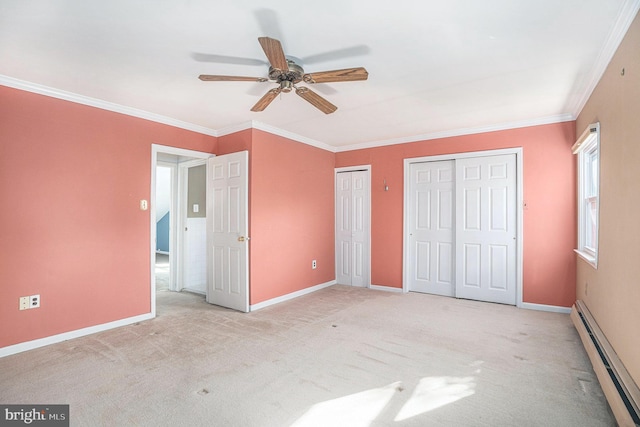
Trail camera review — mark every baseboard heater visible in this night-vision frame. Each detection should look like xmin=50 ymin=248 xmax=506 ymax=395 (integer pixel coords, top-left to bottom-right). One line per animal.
xmin=571 ymin=300 xmax=640 ymax=426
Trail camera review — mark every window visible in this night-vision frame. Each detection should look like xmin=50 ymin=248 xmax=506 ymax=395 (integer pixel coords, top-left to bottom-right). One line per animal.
xmin=572 ymin=122 xmax=600 ymax=267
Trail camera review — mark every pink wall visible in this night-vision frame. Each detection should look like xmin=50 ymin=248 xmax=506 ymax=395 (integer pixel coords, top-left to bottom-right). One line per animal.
xmin=336 ymin=122 xmax=577 ymax=307
xmin=216 ymin=128 xmax=336 ymax=305
xmin=1 ymin=83 xmax=578 ymax=353
xmin=248 ymin=130 xmax=335 ymax=304
xmin=0 ymin=86 xmax=217 ymax=348
xmin=218 ymin=129 xmax=252 ymax=155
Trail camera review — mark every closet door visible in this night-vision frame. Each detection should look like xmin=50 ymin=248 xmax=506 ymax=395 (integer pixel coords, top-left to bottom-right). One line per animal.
xmin=336 ymin=171 xmax=370 ymax=287
xmin=407 ymin=161 xmax=455 ymax=296
xmin=455 ymin=154 xmax=517 ymax=304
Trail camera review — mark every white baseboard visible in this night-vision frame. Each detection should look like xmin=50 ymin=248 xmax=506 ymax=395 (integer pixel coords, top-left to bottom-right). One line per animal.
xmin=250 ymin=280 xmax=337 ymax=311
xmin=369 ymin=285 xmax=403 ymax=293
xmin=0 ymin=312 xmax=155 ymax=358
xmin=520 ymin=302 xmax=572 ymax=314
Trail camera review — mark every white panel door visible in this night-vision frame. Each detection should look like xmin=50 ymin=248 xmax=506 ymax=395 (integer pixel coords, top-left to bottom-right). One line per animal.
xmin=206 ymin=151 xmax=249 ymax=312
xmin=407 ymin=160 xmax=455 ymax=296
xmin=336 ymin=171 xmax=369 ymax=287
xmin=336 ymin=172 xmax=352 ymax=285
xmin=455 ymin=154 xmax=516 ymax=304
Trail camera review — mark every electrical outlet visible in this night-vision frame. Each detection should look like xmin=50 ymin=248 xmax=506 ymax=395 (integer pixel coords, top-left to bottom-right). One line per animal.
xmin=30 ymin=294 xmax=40 ymax=309
xmin=19 ymin=296 xmax=29 ymax=310
xmin=312 ymin=260 xmax=317 ymax=269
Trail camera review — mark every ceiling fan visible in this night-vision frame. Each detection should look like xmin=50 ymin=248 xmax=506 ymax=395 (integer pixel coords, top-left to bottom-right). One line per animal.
xmin=198 ymin=37 xmax=369 ymax=114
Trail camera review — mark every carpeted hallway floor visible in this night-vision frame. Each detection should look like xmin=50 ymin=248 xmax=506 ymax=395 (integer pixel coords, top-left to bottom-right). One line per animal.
xmin=0 ymin=286 xmax=614 ymax=426
xmin=155 ymin=252 xmax=169 ymax=291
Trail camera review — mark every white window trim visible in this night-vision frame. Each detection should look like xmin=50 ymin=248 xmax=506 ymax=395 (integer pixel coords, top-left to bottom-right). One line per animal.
xmin=572 ymin=122 xmax=600 ymax=268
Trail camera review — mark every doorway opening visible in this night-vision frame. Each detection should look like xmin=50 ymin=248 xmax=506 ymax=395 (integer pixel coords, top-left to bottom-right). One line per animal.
xmin=151 ymin=145 xmax=213 ymax=316
xmin=154 ymin=163 xmax=173 ymax=292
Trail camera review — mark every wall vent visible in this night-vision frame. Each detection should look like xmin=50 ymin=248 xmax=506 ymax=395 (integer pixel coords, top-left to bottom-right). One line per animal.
xmin=572 ymin=300 xmax=640 ymax=426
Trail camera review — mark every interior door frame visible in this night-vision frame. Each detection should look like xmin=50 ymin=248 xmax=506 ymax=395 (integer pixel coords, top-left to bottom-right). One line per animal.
xmin=335 ymin=165 xmax=372 ymax=288
xmin=150 ymin=144 xmax=213 ymax=317
xmin=402 ymin=148 xmax=524 ymax=307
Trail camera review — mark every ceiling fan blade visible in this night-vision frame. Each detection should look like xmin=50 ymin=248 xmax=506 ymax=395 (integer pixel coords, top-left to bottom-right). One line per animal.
xmin=303 ymin=67 xmax=369 ymax=84
xmin=258 ymin=37 xmax=289 ymax=71
xmin=295 ymin=87 xmax=337 ymax=114
xmin=199 ymin=75 xmax=268 ymax=82
xmin=251 ymin=87 xmax=282 ymax=112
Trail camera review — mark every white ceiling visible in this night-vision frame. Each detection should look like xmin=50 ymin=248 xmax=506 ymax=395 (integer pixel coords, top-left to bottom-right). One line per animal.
xmin=1 ymin=1 xmax=638 ymax=150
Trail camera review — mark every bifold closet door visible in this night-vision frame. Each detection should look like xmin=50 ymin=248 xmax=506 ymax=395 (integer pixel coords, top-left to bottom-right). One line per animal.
xmin=406 ymin=154 xmax=517 ymax=305
xmin=336 ymin=171 xmax=369 ymax=287
xmin=455 ymin=154 xmax=517 ymax=305
xmin=406 ymin=160 xmax=455 ymax=296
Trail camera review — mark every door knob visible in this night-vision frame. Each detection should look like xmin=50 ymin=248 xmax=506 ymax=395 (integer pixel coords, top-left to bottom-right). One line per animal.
xmin=238 ymin=236 xmax=249 ymax=242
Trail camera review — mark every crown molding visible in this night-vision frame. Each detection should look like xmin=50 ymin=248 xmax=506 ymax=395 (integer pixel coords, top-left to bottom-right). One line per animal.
xmin=335 ymin=114 xmax=575 ymax=152
xmin=570 ymin=0 xmax=640 ymax=118
xmin=217 ymin=120 xmax=336 ymax=152
xmin=2 ymin=75 xmax=574 ymax=154
xmin=216 ymin=121 xmax=253 ymax=136
xmin=0 ymin=75 xmax=218 ymax=137
xmin=0 ymin=81 xmax=337 ymax=152
xmin=251 ymin=121 xmax=337 ymax=153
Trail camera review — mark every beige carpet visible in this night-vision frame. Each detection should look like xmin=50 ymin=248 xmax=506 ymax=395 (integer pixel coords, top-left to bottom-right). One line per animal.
xmin=0 ymin=286 xmax=614 ymax=426
xmin=155 ymin=252 xmax=169 ymax=291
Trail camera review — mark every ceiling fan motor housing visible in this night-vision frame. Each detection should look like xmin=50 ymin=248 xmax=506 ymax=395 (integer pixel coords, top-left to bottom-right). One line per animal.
xmin=268 ymin=59 xmax=304 ymax=86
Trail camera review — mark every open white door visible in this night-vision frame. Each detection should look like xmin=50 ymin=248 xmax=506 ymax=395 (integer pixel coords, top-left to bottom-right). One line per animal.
xmin=206 ymin=151 xmax=249 ymax=312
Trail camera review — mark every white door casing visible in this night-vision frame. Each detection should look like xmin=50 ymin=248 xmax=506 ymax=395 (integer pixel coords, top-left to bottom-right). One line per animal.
xmin=206 ymin=151 xmax=249 ymax=312
xmin=336 ymin=168 xmax=370 ymax=287
xmin=455 ymin=154 xmax=517 ymax=305
xmin=407 ymin=160 xmax=455 ymax=296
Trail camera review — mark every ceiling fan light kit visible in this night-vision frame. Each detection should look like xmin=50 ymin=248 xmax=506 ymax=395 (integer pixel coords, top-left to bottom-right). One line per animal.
xmin=198 ymin=37 xmax=368 ymax=114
